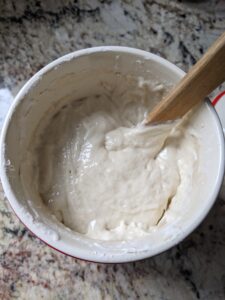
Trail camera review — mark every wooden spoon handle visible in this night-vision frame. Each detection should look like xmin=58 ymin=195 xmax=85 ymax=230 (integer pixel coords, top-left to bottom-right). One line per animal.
xmin=146 ymin=32 xmax=225 ymax=124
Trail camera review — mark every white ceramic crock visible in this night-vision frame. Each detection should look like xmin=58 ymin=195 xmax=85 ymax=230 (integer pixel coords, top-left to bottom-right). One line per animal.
xmin=0 ymin=47 xmax=225 ymax=263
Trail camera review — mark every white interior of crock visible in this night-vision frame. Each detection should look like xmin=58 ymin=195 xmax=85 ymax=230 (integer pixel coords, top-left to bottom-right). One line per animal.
xmin=1 ymin=47 xmax=224 ymax=262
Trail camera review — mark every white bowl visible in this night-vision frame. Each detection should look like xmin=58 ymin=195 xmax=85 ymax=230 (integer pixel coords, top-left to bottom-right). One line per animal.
xmin=1 ymin=47 xmax=225 ymax=263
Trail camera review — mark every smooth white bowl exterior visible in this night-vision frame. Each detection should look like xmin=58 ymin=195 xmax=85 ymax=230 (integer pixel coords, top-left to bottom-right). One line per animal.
xmin=0 ymin=47 xmax=224 ymax=263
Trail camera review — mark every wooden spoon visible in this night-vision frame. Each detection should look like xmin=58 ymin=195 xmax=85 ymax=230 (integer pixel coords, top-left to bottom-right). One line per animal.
xmin=145 ymin=32 xmax=225 ymax=124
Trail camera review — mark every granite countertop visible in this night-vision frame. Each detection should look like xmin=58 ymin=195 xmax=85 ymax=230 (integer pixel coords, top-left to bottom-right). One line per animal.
xmin=0 ymin=0 xmax=225 ymax=299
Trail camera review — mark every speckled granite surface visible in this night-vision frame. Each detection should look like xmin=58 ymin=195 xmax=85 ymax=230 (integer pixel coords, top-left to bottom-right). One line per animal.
xmin=0 ymin=0 xmax=225 ymax=299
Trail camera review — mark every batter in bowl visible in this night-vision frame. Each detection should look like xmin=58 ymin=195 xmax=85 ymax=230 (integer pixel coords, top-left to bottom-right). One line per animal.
xmin=30 ymin=76 xmax=199 ymax=241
